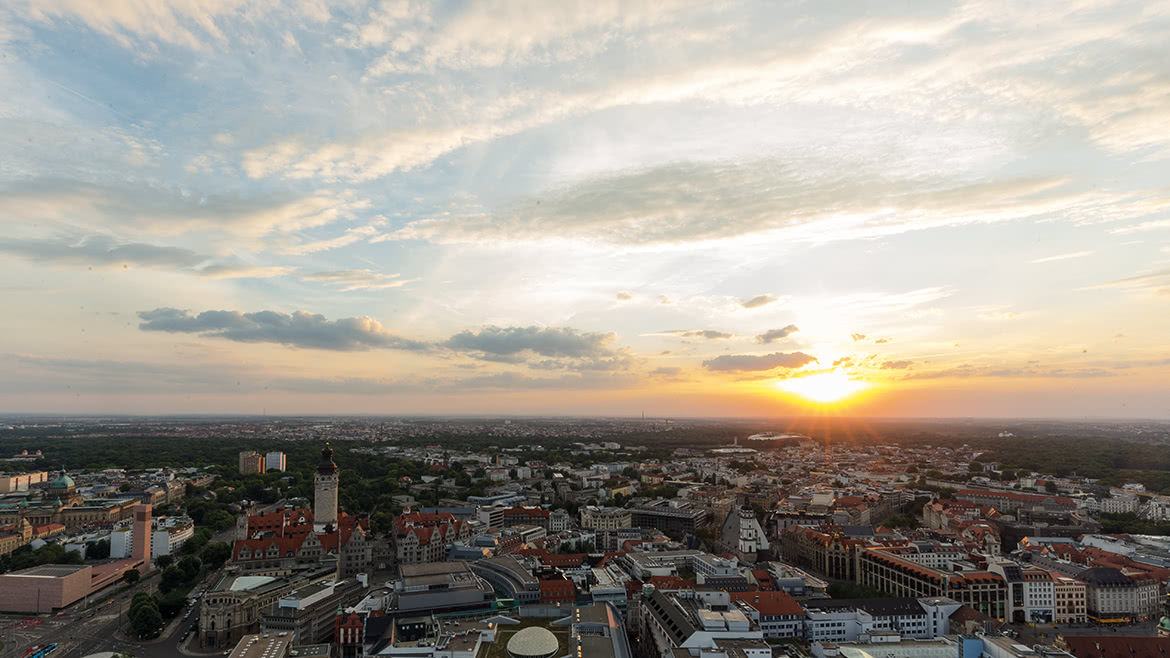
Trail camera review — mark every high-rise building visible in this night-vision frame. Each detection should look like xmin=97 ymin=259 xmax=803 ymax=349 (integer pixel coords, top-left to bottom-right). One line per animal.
xmin=132 ymin=503 xmax=152 ymax=567
xmin=239 ymin=451 xmax=265 ymax=474
xmin=313 ymin=443 xmax=338 ymax=533
xmin=265 ymin=451 xmax=287 ymax=472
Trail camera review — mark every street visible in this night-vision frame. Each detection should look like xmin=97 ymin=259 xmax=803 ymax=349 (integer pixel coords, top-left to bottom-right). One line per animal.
xmin=1007 ymin=619 xmax=1158 ymax=645
xmin=0 ymin=561 xmax=228 ymax=658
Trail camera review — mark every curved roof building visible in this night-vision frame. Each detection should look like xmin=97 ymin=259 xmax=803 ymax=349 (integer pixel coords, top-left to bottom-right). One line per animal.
xmin=506 ymin=627 xmax=558 ymax=658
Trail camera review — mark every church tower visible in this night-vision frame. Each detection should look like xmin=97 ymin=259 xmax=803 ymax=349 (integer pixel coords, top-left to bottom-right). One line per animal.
xmin=314 ymin=442 xmax=339 ymax=533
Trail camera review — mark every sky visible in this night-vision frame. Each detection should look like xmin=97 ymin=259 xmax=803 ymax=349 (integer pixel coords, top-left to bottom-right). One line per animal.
xmin=1 ymin=0 xmax=1168 ymax=418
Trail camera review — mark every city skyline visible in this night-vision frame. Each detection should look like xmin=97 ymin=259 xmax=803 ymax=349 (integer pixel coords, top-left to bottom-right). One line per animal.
xmin=1 ymin=1 xmax=1168 ymax=417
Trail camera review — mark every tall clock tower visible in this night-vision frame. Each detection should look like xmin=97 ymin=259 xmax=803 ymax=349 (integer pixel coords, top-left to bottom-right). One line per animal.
xmin=314 ymin=442 xmax=339 ymax=533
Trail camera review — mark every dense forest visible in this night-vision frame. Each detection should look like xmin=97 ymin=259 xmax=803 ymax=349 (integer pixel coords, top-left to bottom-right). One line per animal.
xmin=976 ymin=437 xmax=1170 ymax=492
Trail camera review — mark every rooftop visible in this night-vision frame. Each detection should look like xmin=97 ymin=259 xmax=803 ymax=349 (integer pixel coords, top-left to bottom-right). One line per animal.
xmin=7 ymin=564 xmax=89 ymax=577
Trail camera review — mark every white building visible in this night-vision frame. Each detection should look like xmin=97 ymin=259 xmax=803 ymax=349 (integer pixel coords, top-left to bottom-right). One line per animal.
xmin=580 ymin=506 xmax=632 ymax=531
xmin=548 ymin=509 xmax=571 ymax=533
xmin=990 ymin=562 xmax=1055 ymax=625
xmin=152 ymin=516 xmax=195 ymax=557
xmin=1076 ymin=567 xmax=1158 ymax=622
xmin=802 ymin=597 xmax=960 ymax=643
xmin=1100 ymin=494 xmax=1139 ymax=515
xmin=110 ymin=525 xmax=133 ymax=559
xmin=901 ymin=542 xmax=968 ymax=570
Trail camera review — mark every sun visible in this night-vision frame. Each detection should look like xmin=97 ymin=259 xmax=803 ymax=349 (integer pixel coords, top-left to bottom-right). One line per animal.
xmin=776 ymin=370 xmax=868 ymax=403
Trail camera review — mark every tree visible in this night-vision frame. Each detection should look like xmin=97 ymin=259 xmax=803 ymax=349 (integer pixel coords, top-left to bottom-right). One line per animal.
xmin=159 ymin=567 xmax=185 ymax=593
xmin=130 ymin=603 xmax=162 ymax=639
xmin=155 ymin=554 xmax=174 ymax=569
xmin=121 ymin=568 xmax=140 ymax=585
xmin=178 ymin=555 xmax=202 ymax=580
xmin=1044 ymin=481 xmax=1059 ymax=494
xmin=968 ymin=463 xmax=983 ymax=473
xmin=87 ymin=539 xmax=111 ymax=560
xmin=200 ymin=542 xmax=231 ymax=570
xmin=157 ymin=590 xmax=188 ymax=618
xmin=203 ymin=509 xmax=236 ymax=532
xmin=129 ymin=592 xmax=163 ymax=639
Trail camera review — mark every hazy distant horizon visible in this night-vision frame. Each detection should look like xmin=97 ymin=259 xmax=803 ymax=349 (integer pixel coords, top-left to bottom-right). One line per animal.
xmin=3 ymin=410 xmax=1168 ymax=423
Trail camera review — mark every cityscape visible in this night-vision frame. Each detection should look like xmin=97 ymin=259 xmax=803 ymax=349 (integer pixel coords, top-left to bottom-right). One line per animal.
xmin=2 ymin=1 xmax=1169 ymax=658
xmin=2 ymin=417 xmax=1170 ymax=658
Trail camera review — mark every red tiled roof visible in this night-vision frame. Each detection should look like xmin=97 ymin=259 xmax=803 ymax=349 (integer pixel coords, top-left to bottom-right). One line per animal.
xmin=1061 ymin=636 xmax=1170 ymax=658
xmin=729 ymin=590 xmax=804 ymax=617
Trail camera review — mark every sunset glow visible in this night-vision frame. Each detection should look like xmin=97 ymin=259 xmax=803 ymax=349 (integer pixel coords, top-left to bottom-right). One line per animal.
xmin=0 ymin=2 xmax=1167 ymax=417
xmin=777 ymin=372 xmax=869 ymax=404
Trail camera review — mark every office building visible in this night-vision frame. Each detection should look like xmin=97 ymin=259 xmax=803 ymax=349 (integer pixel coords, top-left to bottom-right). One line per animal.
xmin=239 ymin=451 xmax=266 ymax=475
xmin=630 ymin=500 xmax=707 ymax=536
xmin=259 ymin=577 xmax=366 ymax=645
xmin=266 ymin=452 xmax=287 ymax=473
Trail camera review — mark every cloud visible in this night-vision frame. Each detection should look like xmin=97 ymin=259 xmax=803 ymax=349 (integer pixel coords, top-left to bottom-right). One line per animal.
xmin=904 ymin=364 xmax=1119 ymax=380
xmin=269 ymin=370 xmax=638 ymax=394
xmin=20 ymin=0 xmax=330 ymax=50
xmin=1089 ymin=268 xmax=1170 ymax=291
xmin=662 ymin=329 xmax=732 ymax=340
xmin=1031 ymin=250 xmax=1094 ymax=264
xmin=851 ymin=333 xmax=867 ymax=342
xmin=136 ymin=308 xmax=428 ymax=352
xmin=658 ymin=295 xmax=672 ymax=305
xmin=0 ymin=235 xmax=300 ymax=280
xmin=740 ymin=294 xmax=778 ymax=309
xmin=196 ymin=264 xmax=296 ymax=279
xmin=702 ymin=351 xmax=817 ymax=372
xmin=874 ymin=337 xmax=892 ymax=344
xmin=379 ymin=158 xmax=1146 ymax=247
xmin=300 ymin=269 xmax=415 ymax=291
xmin=359 ymin=0 xmax=694 ymax=73
xmin=443 ymin=325 xmax=632 ymax=371
xmin=880 ymin=360 xmax=913 ymax=369
xmin=0 ymin=180 xmax=369 ymax=239
xmin=649 ymin=366 xmax=682 ymax=377
xmin=445 ymin=325 xmax=613 ymax=358
xmin=755 ymin=325 xmax=799 ymax=344
xmin=0 ymin=234 xmax=204 ymax=269
xmin=279 ymin=217 xmax=388 ymax=255
xmin=615 ymin=292 xmax=632 ymax=301
xmin=832 ymin=357 xmax=854 ymax=367
xmin=0 ymin=352 xmax=252 ymax=393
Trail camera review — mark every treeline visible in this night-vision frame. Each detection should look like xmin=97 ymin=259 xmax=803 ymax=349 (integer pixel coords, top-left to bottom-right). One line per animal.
xmin=0 ymin=542 xmax=82 ymax=573
xmin=1097 ymin=512 xmax=1170 ymax=536
xmin=978 ymin=438 xmax=1170 ymax=492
